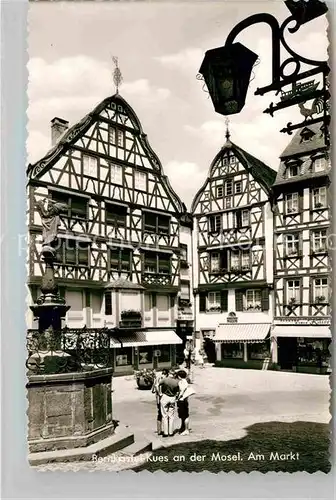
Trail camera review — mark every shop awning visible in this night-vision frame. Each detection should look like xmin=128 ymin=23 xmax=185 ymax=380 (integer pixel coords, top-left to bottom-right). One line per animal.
xmin=272 ymin=325 xmax=331 ymax=339
xmin=145 ymin=330 xmax=183 ymax=345
xmin=215 ymin=323 xmax=271 ymax=343
xmin=111 ymin=330 xmax=183 ymax=347
xmin=112 ymin=332 xmax=148 ymax=348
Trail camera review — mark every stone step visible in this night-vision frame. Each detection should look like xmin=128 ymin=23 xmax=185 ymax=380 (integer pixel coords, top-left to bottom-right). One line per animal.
xmin=119 ymin=439 xmax=152 ymax=456
xmin=28 ymin=425 xmax=134 ymax=466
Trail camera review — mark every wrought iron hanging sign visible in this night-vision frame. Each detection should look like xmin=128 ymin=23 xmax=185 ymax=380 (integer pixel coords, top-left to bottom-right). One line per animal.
xmin=198 ymin=0 xmax=330 ymax=145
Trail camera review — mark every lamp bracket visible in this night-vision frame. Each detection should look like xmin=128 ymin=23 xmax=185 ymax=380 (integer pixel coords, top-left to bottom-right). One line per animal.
xmin=224 ymin=10 xmax=330 ymax=145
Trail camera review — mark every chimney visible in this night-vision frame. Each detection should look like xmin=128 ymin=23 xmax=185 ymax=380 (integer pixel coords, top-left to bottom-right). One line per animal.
xmin=51 ymin=117 xmax=69 ymax=146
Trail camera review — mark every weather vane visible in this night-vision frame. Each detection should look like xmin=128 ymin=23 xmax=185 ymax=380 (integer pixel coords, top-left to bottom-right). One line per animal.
xmin=112 ymin=56 xmax=123 ymax=94
xmin=225 ymin=116 xmax=231 ymax=141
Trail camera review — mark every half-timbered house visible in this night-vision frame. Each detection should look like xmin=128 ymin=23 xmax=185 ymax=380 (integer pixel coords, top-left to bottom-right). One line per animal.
xmin=26 ymin=93 xmax=191 ymax=374
xmin=271 ymin=123 xmax=331 ymax=374
xmin=191 ymin=131 xmax=277 ymax=368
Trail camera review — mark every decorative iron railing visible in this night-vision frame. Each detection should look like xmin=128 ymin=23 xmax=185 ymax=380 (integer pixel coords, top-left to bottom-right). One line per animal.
xmin=142 ymin=272 xmax=172 ymax=286
xmin=26 ymin=327 xmax=115 ymax=375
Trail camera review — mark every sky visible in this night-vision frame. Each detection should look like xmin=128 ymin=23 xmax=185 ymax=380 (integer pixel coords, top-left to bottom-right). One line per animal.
xmin=27 ymin=0 xmax=329 ymax=209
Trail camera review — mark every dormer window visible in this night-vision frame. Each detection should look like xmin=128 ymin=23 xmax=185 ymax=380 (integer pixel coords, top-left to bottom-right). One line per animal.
xmin=285 ymin=163 xmax=300 ymax=178
xmin=313 ymin=156 xmax=326 ymax=173
xmin=300 ymin=128 xmax=315 ymax=143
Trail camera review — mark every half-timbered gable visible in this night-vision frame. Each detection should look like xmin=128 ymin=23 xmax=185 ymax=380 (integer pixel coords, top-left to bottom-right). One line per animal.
xmin=191 ymin=134 xmax=276 ymax=363
xmin=27 ymin=94 xmax=186 ymax=341
xmin=272 ymin=123 xmax=331 ymax=371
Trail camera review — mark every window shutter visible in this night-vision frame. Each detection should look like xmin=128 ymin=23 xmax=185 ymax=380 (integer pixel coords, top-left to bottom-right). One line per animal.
xmin=299 ymin=190 xmax=304 ymax=213
xmin=105 ymin=292 xmax=112 ymax=316
xmin=199 ymin=292 xmax=206 ymax=312
xmin=235 ymin=290 xmax=244 ymax=311
xmin=220 ymin=251 xmax=228 ymax=271
xmin=209 ymin=216 xmax=215 ymax=233
xmin=236 ymin=211 xmax=242 ymax=228
xmin=261 ymin=288 xmax=269 ymax=311
xmin=220 ymin=290 xmax=228 ymax=312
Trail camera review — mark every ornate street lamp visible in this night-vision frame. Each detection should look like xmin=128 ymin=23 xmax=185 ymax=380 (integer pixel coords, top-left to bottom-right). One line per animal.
xmin=198 ymin=0 xmax=330 ymax=145
xmin=199 ymin=42 xmax=258 ymax=116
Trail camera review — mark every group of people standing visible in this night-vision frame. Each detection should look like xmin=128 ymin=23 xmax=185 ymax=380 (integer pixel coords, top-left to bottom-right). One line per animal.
xmin=152 ymin=368 xmax=194 ymax=438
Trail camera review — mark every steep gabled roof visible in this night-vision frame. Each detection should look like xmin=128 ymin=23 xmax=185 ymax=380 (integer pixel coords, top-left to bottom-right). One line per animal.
xmin=191 ymin=138 xmax=276 ymax=213
xmin=27 ymin=94 xmax=163 ymax=179
xmin=279 ymin=122 xmax=326 ymax=159
xmin=273 ymin=123 xmax=329 ymax=187
xmin=27 ymin=93 xmax=185 ymax=213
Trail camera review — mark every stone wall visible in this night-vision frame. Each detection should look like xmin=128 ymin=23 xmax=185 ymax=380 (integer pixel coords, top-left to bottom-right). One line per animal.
xmin=27 ymin=367 xmax=114 ymax=453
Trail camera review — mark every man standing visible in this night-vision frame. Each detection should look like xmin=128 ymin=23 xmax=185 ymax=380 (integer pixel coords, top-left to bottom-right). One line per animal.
xmin=151 ymin=369 xmax=168 ymax=436
xmin=176 ymin=370 xmax=194 ymax=435
xmin=158 ymin=370 xmax=179 ymax=437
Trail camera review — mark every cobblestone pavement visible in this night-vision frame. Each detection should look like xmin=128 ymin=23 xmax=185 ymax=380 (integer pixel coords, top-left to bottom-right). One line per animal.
xmin=36 ymin=367 xmax=330 ymax=472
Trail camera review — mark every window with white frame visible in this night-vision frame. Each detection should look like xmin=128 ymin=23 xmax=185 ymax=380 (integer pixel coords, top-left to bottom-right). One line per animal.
xmin=209 ymin=214 xmax=221 ymax=233
xmin=109 ymin=126 xmax=124 ymax=147
xmin=313 ymin=278 xmax=328 ymax=303
xmin=245 ymin=289 xmax=261 ymax=310
xmin=83 ymin=155 xmax=98 ymax=177
xmin=285 ymin=233 xmax=299 ymax=256
xmin=225 ymin=180 xmax=233 ymax=196
xmin=235 ymin=181 xmax=242 ymax=194
xmin=134 ymin=171 xmax=147 ymax=191
xmin=242 ymin=210 xmax=250 ymax=227
xmin=230 ymin=251 xmax=240 ymax=270
xmin=241 ymin=250 xmax=250 ymax=269
xmin=144 ymin=212 xmax=170 ymax=235
xmin=207 ymin=291 xmax=221 ymax=310
xmin=286 ymin=164 xmax=299 ymax=178
xmin=313 ymin=157 xmax=326 ymax=173
xmin=109 ymin=127 xmax=116 ymax=144
xmin=313 ymin=229 xmax=327 ymax=252
xmin=287 ymin=280 xmax=300 ymax=303
xmin=235 ymin=209 xmax=250 ymax=228
xmin=110 ymin=164 xmax=123 ymax=185
xmin=210 ymin=252 xmax=220 ymax=273
xmin=145 ymin=294 xmax=152 ymax=312
xmin=216 ymin=185 xmax=224 ymax=198
xmin=180 ymin=282 xmax=190 ymax=301
xmin=285 ymin=192 xmax=299 ymax=214
xmin=117 ymin=129 xmax=125 ymax=147
xmin=230 ymin=155 xmax=235 ymax=164
xmin=226 ymin=198 xmax=232 ymax=209
xmin=312 ymin=187 xmax=327 ymax=209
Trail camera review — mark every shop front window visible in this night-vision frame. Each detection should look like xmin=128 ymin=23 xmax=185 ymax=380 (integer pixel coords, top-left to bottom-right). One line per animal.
xmin=297 ymin=338 xmax=330 ymax=367
xmin=138 ymin=347 xmax=153 ymax=364
xmin=221 ymin=343 xmax=243 ymax=359
xmin=115 ymin=348 xmax=133 ymax=366
xmin=248 ymin=341 xmax=270 ymax=360
xmin=157 ymin=345 xmax=171 ymax=363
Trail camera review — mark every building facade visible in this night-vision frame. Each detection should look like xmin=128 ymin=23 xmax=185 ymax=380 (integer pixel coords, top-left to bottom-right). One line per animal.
xmin=271 ymin=123 xmax=331 ymax=374
xmin=27 ymin=93 xmax=193 ymax=374
xmin=191 ymin=133 xmax=277 ymax=368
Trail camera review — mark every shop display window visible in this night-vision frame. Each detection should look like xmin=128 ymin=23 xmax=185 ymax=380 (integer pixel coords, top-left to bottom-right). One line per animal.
xmin=221 ymin=343 xmax=243 ymax=359
xmin=115 ymin=347 xmax=133 ymax=366
xmin=248 ymin=341 xmax=270 ymax=360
